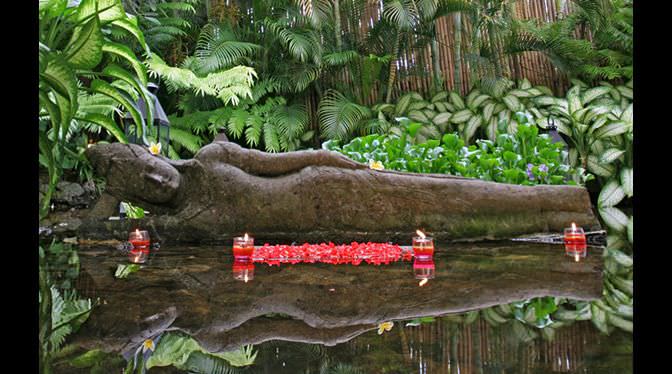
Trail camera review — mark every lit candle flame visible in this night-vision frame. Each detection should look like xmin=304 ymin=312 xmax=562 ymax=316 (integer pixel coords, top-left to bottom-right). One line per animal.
xmin=244 ymin=273 xmax=249 ymax=283
xmin=244 ymin=233 xmax=249 ymax=241
xmin=419 ymin=278 xmax=428 ymax=286
xmin=135 ymin=229 xmax=140 ymax=235
xmin=571 ymin=222 xmax=576 ymax=231
xmin=575 ymin=253 xmax=580 ymax=262
xmin=416 ymin=230 xmax=426 ymax=239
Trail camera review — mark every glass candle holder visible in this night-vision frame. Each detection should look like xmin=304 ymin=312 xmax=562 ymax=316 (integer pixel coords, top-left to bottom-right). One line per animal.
xmin=564 ymin=224 xmax=586 ymax=246
xmin=128 ymin=229 xmax=150 ymax=264
xmin=232 ymin=260 xmax=255 ymax=282
xmin=413 ymin=259 xmax=435 ymax=280
xmin=412 ymin=235 xmax=434 ymax=260
xmin=233 ymin=234 xmax=254 ymax=260
xmin=564 ymin=224 xmax=587 ymax=261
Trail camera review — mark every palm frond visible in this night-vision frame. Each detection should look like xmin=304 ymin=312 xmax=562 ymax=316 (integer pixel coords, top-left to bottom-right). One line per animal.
xmin=318 ymin=90 xmax=372 ymax=141
xmin=263 ymin=18 xmax=322 ymax=63
xmin=272 ymin=103 xmax=308 ymax=140
xmin=195 ymin=24 xmax=261 ymax=73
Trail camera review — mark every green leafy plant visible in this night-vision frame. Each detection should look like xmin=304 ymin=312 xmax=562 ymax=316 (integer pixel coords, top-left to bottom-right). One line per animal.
xmin=39 ymin=0 xmax=152 ymax=219
xmin=326 ymin=117 xmax=572 ymax=185
xmin=40 ymin=241 xmax=95 ymax=373
xmin=137 ymin=331 xmax=256 ymax=373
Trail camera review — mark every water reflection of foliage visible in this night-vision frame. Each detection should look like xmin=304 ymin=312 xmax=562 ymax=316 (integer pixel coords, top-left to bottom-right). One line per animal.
xmin=39 ymin=241 xmax=95 ymax=373
xmin=139 ymin=331 xmax=256 ymax=373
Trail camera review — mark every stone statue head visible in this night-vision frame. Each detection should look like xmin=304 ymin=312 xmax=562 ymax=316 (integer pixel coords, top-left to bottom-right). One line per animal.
xmin=86 ymin=143 xmax=181 ymax=205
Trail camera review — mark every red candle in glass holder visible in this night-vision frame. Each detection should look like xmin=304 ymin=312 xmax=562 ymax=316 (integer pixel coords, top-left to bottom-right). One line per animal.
xmin=412 ymin=230 xmax=434 ymax=260
xmin=233 ymin=233 xmax=254 ymax=260
xmin=128 ymin=229 xmax=150 ymax=263
xmin=564 ymin=223 xmax=587 ymax=261
xmin=232 ymin=260 xmax=255 ymax=282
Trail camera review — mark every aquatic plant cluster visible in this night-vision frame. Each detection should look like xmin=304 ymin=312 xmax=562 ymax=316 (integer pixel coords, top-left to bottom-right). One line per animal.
xmin=326 ymin=116 xmax=573 ymax=186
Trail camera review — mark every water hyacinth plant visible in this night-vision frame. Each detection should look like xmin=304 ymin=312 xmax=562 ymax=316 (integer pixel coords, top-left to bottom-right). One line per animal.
xmin=325 ymin=116 xmax=573 ymax=186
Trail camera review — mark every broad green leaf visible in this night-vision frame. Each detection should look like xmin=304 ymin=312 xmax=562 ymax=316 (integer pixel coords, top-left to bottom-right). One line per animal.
xmin=470 ymin=94 xmax=490 ymax=109
xmin=627 ymin=215 xmax=633 ymax=244
xmin=75 ymin=113 xmax=127 ymax=143
xmin=145 ymin=333 xmax=201 ymax=369
xmin=599 ymin=206 xmax=628 ymax=232
xmin=431 ymin=91 xmax=448 ymax=103
xmin=511 ymin=320 xmax=537 ymax=343
xmin=590 ymin=303 xmax=610 ymax=334
xmin=621 ymin=103 xmax=633 ymax=125
xmin=598 ymin=180 xmax=625 ymax=207
xmin=76 ymin=0 xmax=125 ymax=24
xmin=502 ymin=94 xmax=521 ymax=112
xmin=587 ymin=155 xmax=615 ymax=177
xmin=608 ymin=313 xmax=632 ymax=332
xmin=581 ymin=86 xmax=611 ymax=105
xmin=395 ymin=94 xmax=412 ymax=116
xmin=90 ymin=79 xmax=145 ymax=137
xmin=464 ymin=114 xmax=481 ymax=143
xmin=567 ymin=86 xmax=582 ymax=114
xmin=111 ymin=17 xmax=149 ymax=54
xmin=432 ymin=112 xmax=451 ymax=126
xmin=608 ymin=249 xmax=633 ymax=267
xmin=620 ymin=167 xmax=633 ymax=197
xmin=102 ymin=64 xmax=153 ymax=125
xmin=449 ymin=92 xmax=465 ymax=110
xmin=508 ymin=89 xmax=531 ymax=98
xmin=64 ymin=17 xmax=104 ymax=69
xmin=41 ymin=56 xmax=78 ymax=111
xmin=594 ymin=122 xmax=628 ymax=139
xmin=102 ymin=41 xmax=147 ymax=87
xmin=40 ymin=0 xmax=67 ymax=19
xmin=607 ymin=234 xmax=627 ymax=250
xmin=599 ymin=148 xmax=625 ymax=164
xmin=482 ymin=102 xmax=495 ymax=122
xmin=450 ymin=109 xmax=472 ymax=124
xmin=617 ymin=86 xmax=633 ymax=100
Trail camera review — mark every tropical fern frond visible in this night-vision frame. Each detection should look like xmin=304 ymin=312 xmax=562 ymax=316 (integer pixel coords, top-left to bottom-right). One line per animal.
xmin=318 ymin=90 xmax=372 ymax=141
xmin=263 ymin=121 xmax=281 ymax=152
xmin=244 ymin=114 xmax=263 ymax=147
xmin=146 ymin=54 xmax=256 ymax=105
xmin=168 ymin=127 xmax=203 ymax=154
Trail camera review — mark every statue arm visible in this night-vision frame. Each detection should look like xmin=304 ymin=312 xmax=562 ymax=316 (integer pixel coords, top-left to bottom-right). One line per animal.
xmin=200 ymin=141 xmax=367 ymax=176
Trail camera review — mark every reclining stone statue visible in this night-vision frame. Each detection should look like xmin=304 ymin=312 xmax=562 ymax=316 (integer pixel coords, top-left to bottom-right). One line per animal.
xmin=83 ymin=140 xmax=600 ymax=243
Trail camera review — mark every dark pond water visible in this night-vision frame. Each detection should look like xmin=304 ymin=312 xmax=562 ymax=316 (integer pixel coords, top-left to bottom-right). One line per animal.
xmin=66 ymin=241 xmax=631 ymax=373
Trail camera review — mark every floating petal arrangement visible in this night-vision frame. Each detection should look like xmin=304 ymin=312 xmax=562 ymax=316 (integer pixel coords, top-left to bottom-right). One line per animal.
xmin=250 ymin=242 xmax=414 ymax=266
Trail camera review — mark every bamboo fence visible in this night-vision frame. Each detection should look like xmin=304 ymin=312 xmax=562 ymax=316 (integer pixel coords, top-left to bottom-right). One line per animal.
xmin=346 ymin=317 xmax=609 ymax=374
xmin=321 ymin=0 xmax=577 ymax=104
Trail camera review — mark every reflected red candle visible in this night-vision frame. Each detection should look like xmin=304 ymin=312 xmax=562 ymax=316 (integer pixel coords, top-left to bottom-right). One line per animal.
xmin=128 ymin=229 xmax=150 ymax=263
xmin=233 ymin=233 xmax=254 ymax=260
xmin=412 ymin=230 xmax=434 ymax=260
xmin=413 ymin=258 xmax=435 ymax=282
xmin=232 ymin=260 xmax=255 ymax=282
